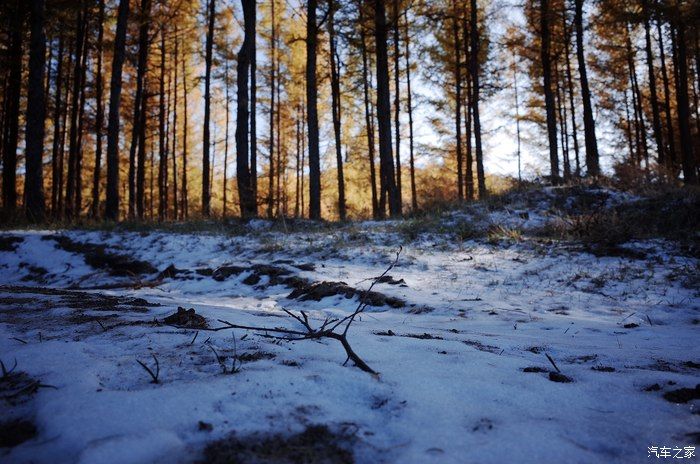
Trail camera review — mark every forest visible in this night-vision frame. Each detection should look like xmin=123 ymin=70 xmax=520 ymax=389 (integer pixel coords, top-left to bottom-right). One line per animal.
xmin=1 ymin=0 xmax=699 ymax=463
xmin=0 ymin=0 xmax=698 ymax=222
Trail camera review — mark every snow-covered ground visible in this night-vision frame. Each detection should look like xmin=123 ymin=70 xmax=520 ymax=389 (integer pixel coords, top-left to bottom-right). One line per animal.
xmin=1 ymin=188 xmax=699 ymax=463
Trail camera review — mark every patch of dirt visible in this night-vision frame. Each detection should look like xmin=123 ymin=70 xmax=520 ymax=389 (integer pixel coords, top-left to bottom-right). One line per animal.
xmin=1 ymin=369 xmax=45 ymax=406
xmin=663 ymin=385 xmax=700 ymax=404
xmin=463 ymin=339 xmax=501 ymax=354
xmin=288 ymin=281 xmax=405 ymax=308
xmin=157 ymin=264 xmax=189 ymax=280
xmin=548 ymin=372 xmax=573 ymax=383
xmin=238 ymin=351 xmax=276 ymax=363
xmin=403 ymin=333 xmax=443 ymax=340
xmin=522 ymin=366 xmax=549 ymax=373
xmin=43 ymin=235 xmax=156 ymax=276
xmin=0 ymin=235 xmax=23 ymax=252
xmin=566 ymin=354 xmax=598 ymax=364
xmin=376 ymin=275 xmax=406 ymax=286
xmin=591 ymin=365 xmax=616 ymax=372
xmin=163 ymin=307 xmax=208 ymax=328
xmin=0 ymin=419 xmax=37 ymax=448
xmin=0 ymin=286 xmax=157 ymax=314
xmin=200 ymin=424 xmax=355 ymax=464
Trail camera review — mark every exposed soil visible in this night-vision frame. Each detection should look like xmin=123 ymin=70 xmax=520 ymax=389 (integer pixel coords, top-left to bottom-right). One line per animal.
xmin=663 ymin=385 xmax=700 ymax=404
xmin=200 ymin=425 xmax=355 ymax=464
xmin=43 ymin=235 xmax=156 ymax=276
xmin=288 ymin=281 xmax=405 ymax=308
xmin=0 ymin=236 xmax=23 ymax=252
xmin=0 ymin=419 xmax=37 ymax=448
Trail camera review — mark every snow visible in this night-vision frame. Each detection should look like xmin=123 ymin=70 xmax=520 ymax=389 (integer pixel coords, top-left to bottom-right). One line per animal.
xmin=1 ymin=192 xmax=698 ymax=463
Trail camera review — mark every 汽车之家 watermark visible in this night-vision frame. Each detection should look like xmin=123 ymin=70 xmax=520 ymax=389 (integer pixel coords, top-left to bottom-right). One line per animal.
xmin=648 ymin=446 xmax=695 ymax=459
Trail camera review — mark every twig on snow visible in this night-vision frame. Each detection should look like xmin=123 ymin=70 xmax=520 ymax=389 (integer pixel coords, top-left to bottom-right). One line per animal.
xmin=136 ymin=354 xmax=160 ymax=384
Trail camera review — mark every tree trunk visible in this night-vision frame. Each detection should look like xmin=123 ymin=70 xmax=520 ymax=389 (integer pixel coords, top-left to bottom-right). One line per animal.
xmin=463 ymin=16 xmax=474 ymax=200
xmin=267 ymin=0 xmax=276 ymax=218
xmin=91 ymin=0 xmax=105 ymax=218
xmin=562 ymin=3 xmax=580 ymax=176
xmin=392 ymin=0 xmax=402 ymax=207
xmin=673 ymin=13 xmax=697 ymax=183
xmin=172 ymin=26 xmax=179 ymax=218
xmin=250 ymin=4 xmax=258 ymax=212
xmin=642 ymin=0 xmax=664 ymax=165
xmin=626 ymin=22 xmax=648 ymax=167
xmin=223 ymin=59 xmax=230 ymax=218
xmin=236 ymin=0 xmax=257 ymax=218
xmin=574 ymin=0 xmax=599 ymax=176
xmin=657 ymin=18 xmax=677 ymax=167
xmin=181 ymin=37 xmax=189 ymax=219
xmin=306 ymin=0 xmax=322 ymax=219
xmin=404 ymin=8 xmax=416 ymax=211
xmin=541 ymin=0 xmax=559 ymax=183
xmin=452 ymin=0 xmax=463 ymax=200
xmin=202 ymin=0 xmax=215 ymax=216
xmin=360 ymin=9 xmax=379 ymax=219
xmin=105 ymin=0 xmax=130 ymax=220
xmin=374 ymin=0 xmax=400 ymax=217
xmin=51 ymin=33 xmax=65 ymax=216
xmin=158 ymin=28 xmax=167 ymax=220
xmin=328 ymin=0 xmax=346 ymax=220
xmin=2 ymin=1 xmax=23 ymax=217
xmin=65 ymin=3 xmax=87 ymax=219
xmin=470 ymin=0 xmax=485 ymax=197
xmin=25 ymin=0 xmax=47 ymax=221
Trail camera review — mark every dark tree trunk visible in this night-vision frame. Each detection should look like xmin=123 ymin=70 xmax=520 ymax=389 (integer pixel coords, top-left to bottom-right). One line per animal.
xmin=328 ymin=0 xmax=346 ymax=220
xmin=574 ymin=0 xmax=599 ymax=176
xmin=223 ymin=59 xmax=229 ymax=218
xmin=360 ymin=10 xmax=379 ymax=219
xmin=65 ymin=3 xmax=87 ymax=219
xmin=91 ymin=0 xmax=105 ymax=218
xmin=657 ymin=18 xmax=677 ymax=167
xmin=236 ymin=0 xmax=257 ymax=218
xmin=51 ymin=33 xmax=65 ymax=216
xmin=463 ymin=17 xmax=474 ymax=200
xmin=404 ymin=8 xmax=416 ymax=211
xmin=392 ymin=0 xmax=402 ymax=207
xmin=250 ymin=4 xmax=257 ymax=211
xmin=673 ymin=15 xmax=697 ymax=183
xmin=374 ymin=0 xmax=400 ymax=217
xmin=555 ymin=62 xmax=571 ymax=180
xmin=1 ymin=1 xmax=23 ymax=216
xmin=181 ymin=38 xmax=189 ymax=219
xmin=627 ymin=22 xmax=648 ymax=167
xmin=453 ymin=0 xmax=463 ymax=200
xmin=74 ymin=27 xmax=89 ymax=217
xmin=562 ymin=3 xmax=580 ymax=176
xmin=267 ymin=0 xmax=276 ymax=218
xmin=127 ymin=0 xmax=151 ymax=219
xmin=172 ymin=26 xmax=179 ymax=218
xmin=541 ymin=0 xmax=559 ymax=183
xmin=158 ymin=28 xmax=167 ymax=220
xmin=470 ymin=0 xmax=485 ymax=197
xmin=202 ymin=0 xmax=215 ymax=216
xmin=105 ymin=0 xmax=130 ymax=220
xmin=25 ymin=0 xmax=47 ymax=221
xmin=642 ymin=0 xmax=664 ymax=165
xmin=57 ymin=41 xmax=73 ymax=216
xmin=306 ymin=0 xmax=322 ymax=219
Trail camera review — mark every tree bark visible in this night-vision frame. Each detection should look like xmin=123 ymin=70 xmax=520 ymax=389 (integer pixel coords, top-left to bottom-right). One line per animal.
xmin=642 ymin=0 xmax=664 ymax=165
xmin=202 ymin=0 xmax=215 ymax=216
xmin=91 ymin=0 xmax=105 ymax=218
xmin=453 ymin=0 xmax=463 ymax=200
xmin=25 ymin=0 xmax=48 ymax=221
xmin=392 ymin=0 xmax=402 ymax=207
xmin=236 ymin=0 xmax=257 ymax=218
xmin=656 ymin=18 xmax=676 ymax=167
xmin=360 ymin=8 xmax=379 ymax=219
xmin=328 ymin=0 xmax=346 ymax=220
xmin=404 ymin=8 xmax=416 ymax=211
xmin=574 ymin=0 xmax=599 ymax=176
xmin=470 ymin=0 xmax=485 ymax=197
xmin=105 ymin=0 xmax=130 ymax=220
xmin=673 ymin=12 xmax=697 ymax=183
xmin=267 ymin=0 xmax=276 ymax=218
xmin=2 ymin=0 xmax=23 ymax=217
xmin=374 ymin=0 xmax=400 ymax=217
xmin=541 ymin=0 xmax=559 ymax=183
xmin=51 ymin=33 xmax=65 ymax=216
xmin=562 ymin=3 xmax=580 ymax=176
xmin=158 ymin=27 xmax=167 ymax=220
xmin=306 ymin=0 xmax=322 ymax=219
